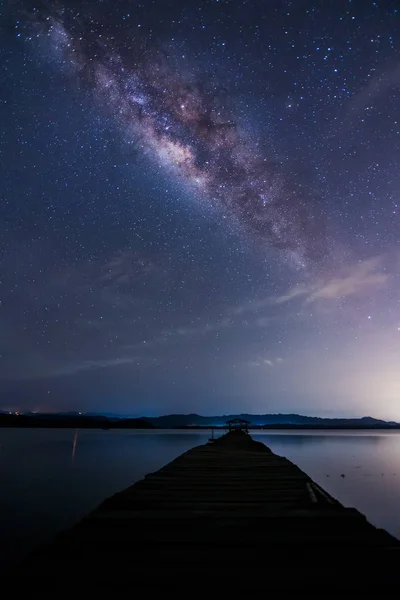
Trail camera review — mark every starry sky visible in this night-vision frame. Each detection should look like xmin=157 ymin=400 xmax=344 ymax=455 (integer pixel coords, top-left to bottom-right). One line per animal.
xmin=1 ymin=0 xmax=400 ymax=418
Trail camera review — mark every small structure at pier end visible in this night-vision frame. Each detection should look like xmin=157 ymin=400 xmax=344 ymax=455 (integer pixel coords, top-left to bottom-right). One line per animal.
xmin=225 ymin=417 xmax=250 ymax=433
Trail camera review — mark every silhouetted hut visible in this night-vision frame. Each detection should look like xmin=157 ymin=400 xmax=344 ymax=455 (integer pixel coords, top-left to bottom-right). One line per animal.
xmin=226 ymin=418 xmax=250 ymax=433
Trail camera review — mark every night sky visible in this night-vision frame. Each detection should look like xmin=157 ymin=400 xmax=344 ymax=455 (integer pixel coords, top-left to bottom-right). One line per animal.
xmin=1 ymin=0 xmax=400 ymax=418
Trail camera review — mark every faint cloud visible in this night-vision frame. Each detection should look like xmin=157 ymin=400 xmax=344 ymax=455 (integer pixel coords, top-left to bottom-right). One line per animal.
xmin=255 ymin=316 xmax=272 ymax=328
xmin=170 ymin=317 xmax=232 ymax=337
xmin=56 ymin=250 xmax=163 ymax=301
xmin=349 ymin=63 xmax=400 ymax=116
xmin=99 ymin=251 xmax=159 ymax=285
xmin=275 ymin=284 xmax=309 ymax=304
xmin=307 ymin=259 xmax=387 ymax=302
xmin=55 ymin=355 xmax=141 ymax=376
xmin=276 ymin=257 xmax=389 ymax=305
xmin=248 ymin=356 xmax=283 ymax=368
xmin=230 ymin=297 xmax=272 ymax=316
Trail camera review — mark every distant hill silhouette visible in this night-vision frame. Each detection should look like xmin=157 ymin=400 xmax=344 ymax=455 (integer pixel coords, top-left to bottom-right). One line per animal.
xmin=0 ymin=413 xmax=154 ymax=429
xmin=141 ymin=413 xmax=400 ymax=429
xmin=0 ymin=411 xmax=398 ymax=429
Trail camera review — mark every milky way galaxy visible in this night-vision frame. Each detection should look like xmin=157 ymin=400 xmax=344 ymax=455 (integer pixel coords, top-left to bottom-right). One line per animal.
xmin=27 ymin=1 xmax=325 ymax=269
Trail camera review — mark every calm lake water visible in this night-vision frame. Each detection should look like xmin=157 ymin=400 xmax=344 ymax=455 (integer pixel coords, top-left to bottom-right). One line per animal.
xmin=1 ymin=428 xmax=400 ymax=573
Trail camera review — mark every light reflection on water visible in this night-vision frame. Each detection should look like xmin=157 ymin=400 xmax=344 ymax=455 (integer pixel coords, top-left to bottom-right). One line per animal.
xmin=71 ymin=429 xmax=78 ymax=462
xmin=1 ymin=428 xmax=400 ymax=572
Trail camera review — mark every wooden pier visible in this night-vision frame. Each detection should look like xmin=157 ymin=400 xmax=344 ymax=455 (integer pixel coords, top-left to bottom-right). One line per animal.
xmin=16 ymin=431 xmax=400 ymax=591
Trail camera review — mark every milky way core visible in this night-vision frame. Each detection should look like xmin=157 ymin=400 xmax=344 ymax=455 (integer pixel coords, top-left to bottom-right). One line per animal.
xmin=28 ymin=2 xmax=326 ymax=269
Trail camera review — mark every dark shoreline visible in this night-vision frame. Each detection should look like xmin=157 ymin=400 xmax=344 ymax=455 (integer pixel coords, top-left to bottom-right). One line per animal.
xmin=175 ymin=424 xmax=400 ymax=430
xmin=2 ymin=412 xmax=399 ymax=430
xmin=0 ymin=415 xmax=154 ymax=429
xmin=1 ymin=423 xmax=400 ymax=431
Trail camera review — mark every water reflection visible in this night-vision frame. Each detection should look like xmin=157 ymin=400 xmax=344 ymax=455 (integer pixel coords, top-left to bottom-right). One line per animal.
xmin=71 ymin=430 xmax=78 ymax=462
xmin=253 ymin=432 xmax=389 ymax=448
